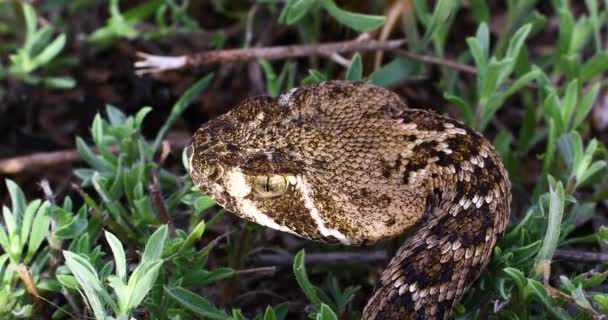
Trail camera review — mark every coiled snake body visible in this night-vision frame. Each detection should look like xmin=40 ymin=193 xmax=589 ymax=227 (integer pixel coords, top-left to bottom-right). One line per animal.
xmin=188 ymin=81 xmax=511 ymax=319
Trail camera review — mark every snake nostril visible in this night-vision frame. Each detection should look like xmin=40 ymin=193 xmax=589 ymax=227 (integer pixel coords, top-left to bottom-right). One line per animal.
xmin=203 ymin=164 xmax=224 ymax=180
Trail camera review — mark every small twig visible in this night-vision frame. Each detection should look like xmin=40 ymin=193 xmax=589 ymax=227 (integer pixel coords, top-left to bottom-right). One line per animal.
xmin=223 ymin=227 xmax=253 ymax=304
xmin=60 ymin=288 xmax=82 ymax=319
xmin=395 ymin=49 xmax=478 ymax=74
xmin=554 ymin=249 xmax=608 ymax=263
xmin=375 ymin=0 xmax=412 ymax=70
xmin=394 ymin=49 xmax=539 ymax=91
xmin=150 ymin=141 xmax=174 ymax=236
xmin=233 ymin=289 xmax=288 ymax=305
xmin=0 ymin=137 xmax=189 ymax=175
xmin=250 ymin=250 xmax=387 ymax=267
xmin=537 ymin=260 xmax=606 ymax=320
xmin=17 ymin=264 xmax=49 ymax=319
xmin=135 ymin=38 xmax=406 ymax=75
xmin=244 ymin=3 xmax=261 ymax=48
xmin=330 ymin=53 xmax=352 ymax=67
xmin=234 ymin=266 xmax=277 ymax=276
xmin=0 ymin=146 xmax=115 ymax=175
xmin=38 ymin=179 xmax=56 ymax=204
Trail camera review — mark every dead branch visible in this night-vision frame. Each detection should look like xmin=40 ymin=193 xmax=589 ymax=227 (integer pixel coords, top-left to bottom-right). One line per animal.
xmin=250 ymin=250 xmax=387 ymax=267
xmin=554 ymin=249 xmax=608 ymax=263
xmin=0 ymin=137 xmax=190 ymax=175
xmin=395 ymin=49 xmax=478 ymax=74
xmin=135 ymin=38 xmax=406 ymax=75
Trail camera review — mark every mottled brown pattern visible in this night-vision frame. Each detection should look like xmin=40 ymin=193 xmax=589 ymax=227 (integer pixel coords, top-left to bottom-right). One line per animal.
xmin=188 ymin=81 xmax=511 ymax=319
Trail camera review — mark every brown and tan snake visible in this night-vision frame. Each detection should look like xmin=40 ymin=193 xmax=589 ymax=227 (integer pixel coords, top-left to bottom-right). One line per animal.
xmin=188 ymin=81 xmax=511 ymax=319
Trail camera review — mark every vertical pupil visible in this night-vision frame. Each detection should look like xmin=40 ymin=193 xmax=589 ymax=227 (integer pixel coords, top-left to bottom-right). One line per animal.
xmin=265 ymin=176 xmax=270 ymax=192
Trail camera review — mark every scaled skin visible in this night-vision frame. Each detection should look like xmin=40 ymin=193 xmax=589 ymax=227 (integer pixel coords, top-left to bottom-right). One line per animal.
xmin=188 ymin=81 xmax=511 ymax=319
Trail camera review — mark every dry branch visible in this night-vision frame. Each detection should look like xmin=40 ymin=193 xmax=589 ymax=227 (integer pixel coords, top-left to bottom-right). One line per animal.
xmin=250 ymin=248 xmax=607 ymax=267
xmin=250 ymin=250 xmax=387 ymax=267
xmin=0 ymin=138 xmax=189 ymax=175
xmin=135 ymin=38 xmax=406 ymax=75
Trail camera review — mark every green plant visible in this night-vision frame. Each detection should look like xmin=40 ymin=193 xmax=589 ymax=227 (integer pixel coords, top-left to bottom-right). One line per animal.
xmin=1 ymin=1 xmax=607 ymax=319
xmin=88 ymin=0 xmax=200 ymax=44
xmin=0 ymin=2 xmax=75 ymax=97
xmin=63 ymin=226 xmax=168 ymax=319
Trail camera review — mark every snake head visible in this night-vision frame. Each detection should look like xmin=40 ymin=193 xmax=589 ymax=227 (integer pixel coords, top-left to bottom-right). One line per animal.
xmin=188 ymin=81 xmax=428 ymax=245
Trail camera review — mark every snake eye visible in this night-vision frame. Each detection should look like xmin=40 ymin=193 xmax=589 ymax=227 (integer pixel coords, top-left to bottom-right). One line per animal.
xmin=253 ymin=175 xmax=289 ymax=198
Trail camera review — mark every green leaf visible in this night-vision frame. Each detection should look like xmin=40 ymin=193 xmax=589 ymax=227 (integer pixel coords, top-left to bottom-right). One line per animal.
xmin=503 ymin=267 xmax=526 ymax=292
xmin=508 ymin=240 xmax=542 ymax=267
xmin=0 ymin=226 xmax=11 ymax=261
xmin=20 ymin=199 xmax=41 ymax=253
xmin=479 ymin=58 xmax=512 ymax=102
xmin=580 ymin=52 xmax=608 ymax=81
xmin=2 ymin=206 xmax=17 ymax=244
xmin=105 ymin=231 xmax=126 ymax=282
xmin=316 ymin=304 xmax=338 ymax=320
xmin=571 ymin=285 xmax=594 ymax=311
xmin=186 ymin=267 xmax=234 ymax=286
xmin=505 ymin=24 xmax=532 ymax=60
xmin=177 ymin=219 xmax=205 ymax=255
xmin=536 ymin=177 xmax=565 ymax=264
xmin=6 ymin=179 xmax=27 ymax=229
xmin=22 ymin=3 xmax=37 ymax=46
xmin=134 ymin=107 xmax=153 ymax=129
xmin=165 ymin=286 xmax=229 ymax=319
xmin=76 ymin=137 xmax=114 ymax=171
xmin=472 ymin=22 xmax=489 ymax=64
xmin=56 ymin=274 xmax=79 ymax=291
xmin=501 ymin=66 xmax=541 ymax=99
xmin=42 ymin=76 xmax=75 ymax=89
xmin=308 ymin=69 xmax=328 ymax=82
xmin=63 ymin=251 xmax=108 ymax=320
xmin=280 ymin=0 xmax=317 ymax=25
xmin=562 ymin=79 xmax=578 ymax=131
xmin=345 ymin=53 xmax=362 ymax=82
xmin=370 ymin=58 xmax=417 ymax=88
xmin=153 ymin=74 xmax=214 ymax=152
xmin=293 ymin=250 xmax=323 ymax=306
xmin=193 ymin=195 xmax=217 ymax=214
xmin=29 ymin=27 xmax=54 ymax=59
xmin=26 ymin=201 xmax=51 ymax=263
xmin=470 ymin=0 xmax=489 ymax=22
xmin=263 ymin=306 xmax=276 ymax=320
xmin=557 ymin=9 xmax=574 ymax=58
xmin=572 ymin=82 xmax=600 ymax=129
xmin=319 ymin=0 xmax=385 ymax=32
xmin=142 ymin=225 xmax=168 ymax=264
xmin=260 ymin=60 xmax=279 ymax=97
xmin=594 ymin=295 xmax=608 ymax=313
xmin=54 ymin=206 xmax=88 ymax=240
xmin=444 ymin=93 xmax=474 ymax=126
xmin=526 ymin=279 xmax=573 ymax=319
xmin=125 ymin=260 xmax=164 ymax=312
xmin=32 ymin=34 xmax=66 ymax=67
xmin=421 ymin=0 xmax=457 ymax=47
xmin=105 ymin=104 xmax=126 ymax=126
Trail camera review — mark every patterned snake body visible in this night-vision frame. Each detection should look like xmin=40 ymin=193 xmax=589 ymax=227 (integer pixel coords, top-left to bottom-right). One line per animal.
xmin=188 ymin=81 xmax=511 ymax=319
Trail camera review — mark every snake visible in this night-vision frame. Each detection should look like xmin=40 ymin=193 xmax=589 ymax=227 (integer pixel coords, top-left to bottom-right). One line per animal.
xmin=187 ymin=81 xmax=511 ymax=319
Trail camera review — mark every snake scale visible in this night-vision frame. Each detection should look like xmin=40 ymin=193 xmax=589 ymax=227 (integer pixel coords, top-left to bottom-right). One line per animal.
xmin=188 ymin=81 xmax=511 ymax=319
